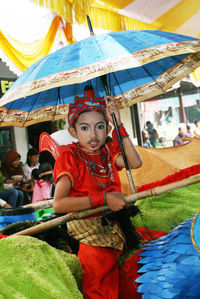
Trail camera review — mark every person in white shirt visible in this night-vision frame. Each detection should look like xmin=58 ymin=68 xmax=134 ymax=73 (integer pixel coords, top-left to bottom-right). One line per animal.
xmin=22 ymin=148 xmax=39 ymax=182
xmin=22 ymin=148 xmax=40 ymax=201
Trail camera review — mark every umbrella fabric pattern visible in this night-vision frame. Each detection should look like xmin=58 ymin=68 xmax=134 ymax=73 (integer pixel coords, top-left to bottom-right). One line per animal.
xmin=0 ymin=30 xmax=200 ymax=127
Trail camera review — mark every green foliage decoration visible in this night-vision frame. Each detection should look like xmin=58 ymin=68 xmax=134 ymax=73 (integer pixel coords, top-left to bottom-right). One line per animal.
xmin=132 ymin=182 xmax=200 ymax=233
xmin=0 ymin=236 xmax=83 ymax=299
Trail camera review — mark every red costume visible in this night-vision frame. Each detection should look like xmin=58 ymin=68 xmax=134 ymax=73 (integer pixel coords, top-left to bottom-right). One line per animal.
xmin=54 ymin=140 xmax=125 ymax=299
xmin=54 ymin=142 xmax=122 ymax=198
xmin=54 ymin=87 xmax=129 ymax=298
xmin=53 ymin=88 xmax=166 ymax=298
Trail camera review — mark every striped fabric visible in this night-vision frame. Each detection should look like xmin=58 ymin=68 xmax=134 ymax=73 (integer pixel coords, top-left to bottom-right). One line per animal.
xmin=67 ymin=218 xmax=125 ymax=250
xmin=103 ymin=0 xmax=200 ymax=38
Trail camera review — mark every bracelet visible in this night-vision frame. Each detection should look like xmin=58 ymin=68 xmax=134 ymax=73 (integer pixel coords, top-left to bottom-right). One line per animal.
xmin=89 ymin=192 xmax=107 ymax=209
xmin=112 ymin=123 xmax=129 ymax=147
xmin=88 ymin=194 xmax=94 ymax=208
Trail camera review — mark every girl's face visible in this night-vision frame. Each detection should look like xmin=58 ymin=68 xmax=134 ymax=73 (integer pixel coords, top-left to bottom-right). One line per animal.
xmin=12 ymin=157 xmax=20 ymax=168
xmin=72 ymin=111 xmax=107 ymax=152
xmin=29 ymin=154 xmax=39 ymax=166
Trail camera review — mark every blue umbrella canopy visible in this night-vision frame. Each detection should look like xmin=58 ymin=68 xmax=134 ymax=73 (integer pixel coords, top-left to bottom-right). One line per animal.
xmin=0 ymin=30 xmax=200 ymax=127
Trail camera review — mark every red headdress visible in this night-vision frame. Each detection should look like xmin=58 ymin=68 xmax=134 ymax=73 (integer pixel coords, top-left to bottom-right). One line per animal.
xmin=68 ymin=86 xmax=108 ymax=127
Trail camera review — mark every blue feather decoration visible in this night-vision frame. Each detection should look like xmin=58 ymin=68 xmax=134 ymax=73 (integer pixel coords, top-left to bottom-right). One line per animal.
xmin=136 ymin=215 xmax=200 ymax=298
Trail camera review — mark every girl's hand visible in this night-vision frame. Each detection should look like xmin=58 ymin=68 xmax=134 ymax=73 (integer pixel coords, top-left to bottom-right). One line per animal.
xmin=106 ymin=97 xmax=121 ymax=125
xmin=11 ymin=175 xmax=23 ymax=182
xmin=4 ymin=202 xmax=12 ymax=209
xmin=106 ymin=192 xmax=126 ymax=211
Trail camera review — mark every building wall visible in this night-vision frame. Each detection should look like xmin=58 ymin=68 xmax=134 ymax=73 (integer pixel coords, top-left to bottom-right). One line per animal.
xmin=13 ymin=127 xmax=29 ymax=163
xmin=120 ymin=107 xmax=133 ymax=138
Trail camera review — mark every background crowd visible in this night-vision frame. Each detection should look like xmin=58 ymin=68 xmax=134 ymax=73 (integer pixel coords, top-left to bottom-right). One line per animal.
xmin=1 ymin=117 xmax=200 ymax=208
xmin=0 ymin=148 xmax=54 ymax=209
xmin=142 ymin=119 xmax=200 ymax=148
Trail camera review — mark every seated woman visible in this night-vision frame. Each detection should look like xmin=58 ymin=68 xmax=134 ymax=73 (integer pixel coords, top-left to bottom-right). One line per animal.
xmin=0 ymin=158 xmax=24 ymax=207
xmin=0 ymin=151 xmax=26 ymax=205
xmin=1 ymin=151 xmax=24 ymax=184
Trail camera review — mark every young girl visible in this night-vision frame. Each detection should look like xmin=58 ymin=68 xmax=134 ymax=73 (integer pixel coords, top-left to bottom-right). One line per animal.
xmin=32 ymin=162 xmax=54 ymax=203
xmin=22 ymin=148 xmax=39 ymax=182
xmin=53 ymin=86 xmax=142 ymax=299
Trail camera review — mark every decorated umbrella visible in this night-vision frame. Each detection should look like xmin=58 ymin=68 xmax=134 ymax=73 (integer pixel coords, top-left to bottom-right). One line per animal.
xmin=1 ymin=17 xmax=200 ymax=192
xmin=0 ymin=27 xmax=200 ymax=128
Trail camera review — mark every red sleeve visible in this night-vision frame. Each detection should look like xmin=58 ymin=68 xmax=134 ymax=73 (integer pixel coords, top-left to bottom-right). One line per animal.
xmin=53 ymin=148 xmax=77 ymax=186
xmin=106 ymin=141 xmax=122 ymax=170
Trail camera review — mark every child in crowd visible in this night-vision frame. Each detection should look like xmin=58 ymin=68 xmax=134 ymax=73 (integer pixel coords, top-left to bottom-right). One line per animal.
xmin=31 ymin=168 xmax=40 ymax=182
xmin=142 ymin=129 xmax=153 ymax=148
xmin=22 ymin=148 xmax=40 ymax=201
xmin=32 ymin=162 xmax=54 ymax=203
xmin=53 ymin=86 xmax=142 ymax=298
xmin=22 ymin=148 xmax=39 ymax=182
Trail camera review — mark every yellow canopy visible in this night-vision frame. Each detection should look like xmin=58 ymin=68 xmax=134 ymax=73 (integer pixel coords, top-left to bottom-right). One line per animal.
xmin=0 ymin=0 xmax=200 ymax=83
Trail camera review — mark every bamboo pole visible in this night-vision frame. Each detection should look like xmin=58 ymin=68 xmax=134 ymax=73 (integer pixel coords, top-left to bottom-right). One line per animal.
xmin=125 ymin=175 xmax=200 ymax=203
xmin=12 ymin=175 xmax=200 ymax=237
xmin=24 ymin=199 xmax=53 ymax=210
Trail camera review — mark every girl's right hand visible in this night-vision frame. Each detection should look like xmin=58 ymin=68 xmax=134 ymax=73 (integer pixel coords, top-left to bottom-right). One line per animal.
xmin=105 ymin=192 xmax=126 ymax=211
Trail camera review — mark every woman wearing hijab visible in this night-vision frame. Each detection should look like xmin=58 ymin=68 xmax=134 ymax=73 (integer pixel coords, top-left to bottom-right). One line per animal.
xmin=0 ymin=151 xmax=24 ymax=207
xmin=1 ymin=151 xmax=25 ymax=184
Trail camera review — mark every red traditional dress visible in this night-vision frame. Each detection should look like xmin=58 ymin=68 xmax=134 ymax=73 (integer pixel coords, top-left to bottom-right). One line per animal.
xmin=54 ymin=141 xmax=125 ymax=299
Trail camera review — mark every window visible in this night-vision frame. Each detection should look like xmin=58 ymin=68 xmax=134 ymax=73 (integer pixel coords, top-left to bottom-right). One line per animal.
xmin=0 ymin=127 xmax=15 ymax=161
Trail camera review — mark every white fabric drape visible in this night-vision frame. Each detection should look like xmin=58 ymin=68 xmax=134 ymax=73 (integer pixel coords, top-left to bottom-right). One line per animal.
xmin=0 ymin=0 xmax=56 ymax=42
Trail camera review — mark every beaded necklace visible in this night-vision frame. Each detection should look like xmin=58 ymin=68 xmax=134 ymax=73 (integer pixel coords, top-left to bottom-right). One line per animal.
xmin=77 ymin=143 xmax=114 ymax=189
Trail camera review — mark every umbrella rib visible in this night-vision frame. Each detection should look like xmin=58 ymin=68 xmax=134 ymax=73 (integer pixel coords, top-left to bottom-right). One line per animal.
xmin=22 ymin=93 xmax=41 ymax=127
xmin=112 ymin=72 xmax=129 ymax=106
xmin=141 ymin=63 xmax=166 ymax=94
xmin=54 ymin=87 xmax=61 ymax=121
xmin=91 ymin=35 xmax=134 ymax=106
xmin=137 ymin=53 xmax=190 ymax=96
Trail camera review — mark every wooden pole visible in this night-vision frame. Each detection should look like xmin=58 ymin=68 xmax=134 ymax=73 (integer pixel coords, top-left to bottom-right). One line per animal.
xmin=12 ymin=175 xmax=200 ymax=237
xmin=177 ymin=87 xmax=186 ymax=123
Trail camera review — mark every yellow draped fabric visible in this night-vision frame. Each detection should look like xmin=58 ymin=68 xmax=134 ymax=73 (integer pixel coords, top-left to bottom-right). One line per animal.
xmin=28 ymin=0 xmax=157 ymax=30
xmin=27 ymin=0 xmax=200 ymax=37
xmin=151 ymin=0 xmax=200 ymax=33
xmin=0 ymin=1 xmax=157 ymax=72
xmin=62 ymin=22 xmax=76 ymax=45
xmin=193 ymin=67 xmax=200 ymax=84
xmin=89 ymin=7 xmax=157 ymax=31
xmin=1 ymin=0 xmax=199 ymax=73
xmin=0 ymin=15 xmax=61 ymax=71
